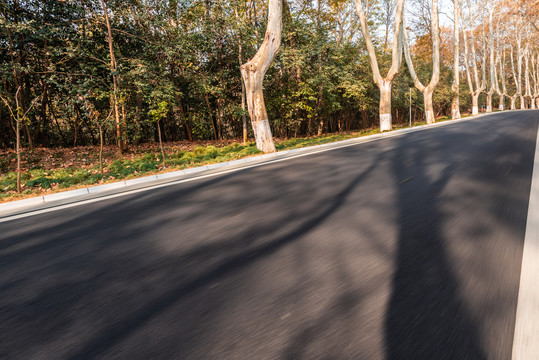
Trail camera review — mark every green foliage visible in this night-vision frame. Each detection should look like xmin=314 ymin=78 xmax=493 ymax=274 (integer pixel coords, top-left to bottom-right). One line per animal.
xmin=0 ymin=0 xmax=445 ymax=149
xmin=0 ymin=0 xmax=477 ymax=152
xmin=148 ymin=101 xmax=169 ymax=123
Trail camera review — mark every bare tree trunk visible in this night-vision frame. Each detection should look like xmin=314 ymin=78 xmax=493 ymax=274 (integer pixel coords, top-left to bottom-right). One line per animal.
xmin=100 ymin=0 xmax=122 ymax=154
xmin=216 ymin=98 xmax=223 ymax=140
xmin=463 ymin=2 xmax=485 ymax=115
xmin=5 ymin=11 xmax=26 ymax=163
xmin=99 ymin=124 xmax=104 ymax=176
xmin=240 ymin=0 xmax=282 ymax=153
xmin=23 ymin=113 xmax=33 ymax=152
xmin=525 ymin=43 xmax=532 ymax=109
xmin=15 ymin=91 xmax=21 ymax=194
xmin=486 ymin=7 xmax=496 ymax=113
xmin=402 ymin=0 xmax=440 ymax=125
xmin=203 ymin=93 xmax=218 ymax=140
xmin=497 ymin=49 xmax=507 ymax=111
xmin=518 ymin=36 xmax=525 ymax=109
xmin=157 ymin=120 xmax=166 ymax=168
xmin=355 ymin=0 xmax=405 ymax=131
xmin=177 ymin=101 xmax=192 ymax=142
xmin=486 ymin=92 xmax=493 ymax=112
xmin=424 ymin=90 xmax=435 ymax=123
xmin=316 ymin=0 xmax=325 ymax=136
xmin=535 ymin=53 xmax=539 ymax=109
xmin=451 ymin=0 xmax=461 ymax=119
xmin=472 ymin=93 xmax=479 ymax=114
xmin=379 ymin=79 xmax=392 ymax=129
xmin=510 ymin=42 xmax=522 ymax=109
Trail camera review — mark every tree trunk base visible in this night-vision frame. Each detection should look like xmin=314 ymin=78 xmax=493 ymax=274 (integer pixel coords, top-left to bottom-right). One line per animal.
xmin=253 ymin=119 xmax=276 ymax=153
xmin=472 ymin=106 xmax=478 ymax=115
xmin=425 ymin=110 xmax=435 ymax=124
xmin=486 ymin=94 xmax=493 ymax=113
xmin=380 ymin=114 xmax=392 ymax=131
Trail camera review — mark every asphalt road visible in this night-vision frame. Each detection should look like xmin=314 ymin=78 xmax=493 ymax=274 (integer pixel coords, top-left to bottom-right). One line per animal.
xmin=1 ymin=110 xmax=538 ymax=360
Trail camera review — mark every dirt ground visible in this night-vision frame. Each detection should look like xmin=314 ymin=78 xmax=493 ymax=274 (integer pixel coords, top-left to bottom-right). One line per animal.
xmin=0 ymin=139 xmax=244 ymax=176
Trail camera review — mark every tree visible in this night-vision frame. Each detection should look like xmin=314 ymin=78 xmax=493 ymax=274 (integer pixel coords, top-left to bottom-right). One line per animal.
xmin=510 ymin=40 xmax=524 ymax=109
xmin=534 ymin=52 xmax=539 ymax=106
xmin=530 ymin=49 xmax=538 ymax=108
xmin=240 ymin=0 xmax=282 ymax=153
xmin=495 ymin=47 xmax=507 ymax=110
xmin=485 ymin=6 xmax=496 ymax=112
xmin=0 ymin=87 xmax=39 ymax=193
xmin=463 ymin=1 xmax=486 ymax=115
xmin=451 ymin=0 xmax=462 ymax=119
xmin=81 ymin=94 xmax=111 ymax=176
xmin=354 ymin=0 xmax=405 ymax=131
xmin=148 ymin=101 xmax=168 ymax=169
xmin=99 ymin=0 xmax=124 ymax=153
xmin=524 ymin=38 xmax=534 ymax=108
xmin=402 ymin=0 xmax=440 ymax=124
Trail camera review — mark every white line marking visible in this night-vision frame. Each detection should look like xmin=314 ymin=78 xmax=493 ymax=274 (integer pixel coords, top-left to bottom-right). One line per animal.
xmin=512 ymin=121 xmax=539 ymax=359
xmin=0 ymin=112 xmax=497 ymax=223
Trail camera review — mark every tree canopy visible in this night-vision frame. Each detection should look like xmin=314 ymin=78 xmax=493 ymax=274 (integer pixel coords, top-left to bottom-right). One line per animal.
xmin=1 ymin=0 xmax=538 ymax=150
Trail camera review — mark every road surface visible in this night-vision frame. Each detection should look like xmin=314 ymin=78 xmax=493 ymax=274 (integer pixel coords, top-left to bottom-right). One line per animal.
xmin=1 ymin=110 xmax=538 ymax=359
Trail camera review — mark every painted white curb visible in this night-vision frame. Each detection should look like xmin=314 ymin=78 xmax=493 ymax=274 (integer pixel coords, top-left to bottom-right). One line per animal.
xmin=87 ymin=181 xmax=126 ymax=194
xmin=156 ymin=171 xmax=185 ymax=180
xmin=43 ymin=188 xmax=89 ymax=202
xmin=124 ymin=175 xmax=158 ymax=186
xmin=0 ymin=196 xmax=44 ymax=211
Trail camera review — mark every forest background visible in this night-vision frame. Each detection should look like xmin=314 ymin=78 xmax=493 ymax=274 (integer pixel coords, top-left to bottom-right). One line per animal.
xmin=0 ymin=0 xmax=535 ymax=199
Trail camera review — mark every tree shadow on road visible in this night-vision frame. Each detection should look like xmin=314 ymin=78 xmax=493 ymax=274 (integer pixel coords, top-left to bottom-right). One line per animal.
xmin=385 ymin=130 xmax=489 ymax=359
xmin=0 ymin=147 xmax=384 ymax=359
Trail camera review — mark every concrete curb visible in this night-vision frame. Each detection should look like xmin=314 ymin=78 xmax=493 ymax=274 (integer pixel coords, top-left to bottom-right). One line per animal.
xmin=0 ymin=196 xmax=44 ymax=211
xmin=43 ymin=188 xmax=89 ymax=202
xmin=124 ymin=175 xmax=158 ymax=186
xmin=0 ymin=110 xmax=504 ymax=214
xmin=87 ymin=181 xmax=126 ymax=194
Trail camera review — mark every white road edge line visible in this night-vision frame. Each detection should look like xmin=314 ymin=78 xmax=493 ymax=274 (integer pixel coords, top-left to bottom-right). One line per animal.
xmin=0 ymin=112 xmax=494 ymax=223
xmin=512 ymin=121 xmax=539 ymax=359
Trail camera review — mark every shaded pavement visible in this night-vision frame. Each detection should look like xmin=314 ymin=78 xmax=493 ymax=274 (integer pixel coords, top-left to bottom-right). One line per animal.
xmin=0 ymin=111 xmax=537 ymax=359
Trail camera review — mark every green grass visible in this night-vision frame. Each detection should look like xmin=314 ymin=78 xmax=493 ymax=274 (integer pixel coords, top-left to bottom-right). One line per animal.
xmin=275 ymin=128 xmax=381 ymax=151
xmin=0 ymin=142 xmax=262 ymax=197
xmin=0 ymin=115 xmax=465 ymax=201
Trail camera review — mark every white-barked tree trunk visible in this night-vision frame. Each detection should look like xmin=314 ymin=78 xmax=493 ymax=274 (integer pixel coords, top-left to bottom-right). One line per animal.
xmin=240 ymin=0 xmax=282 ymax=153
xmin=355 ymin=0 xmax=405 ymax=131
xmin=451 ymin=0 xmax=461 ymax=119
xmin=463 ymin=4 xmax=485 ymax=116
xmin=402 ymin=0 xmax=440 ymax=125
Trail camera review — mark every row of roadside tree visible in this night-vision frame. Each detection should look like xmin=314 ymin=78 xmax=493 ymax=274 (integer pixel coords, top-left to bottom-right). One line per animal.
xmin=1 ymin=0 xmax=538 ymax=153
